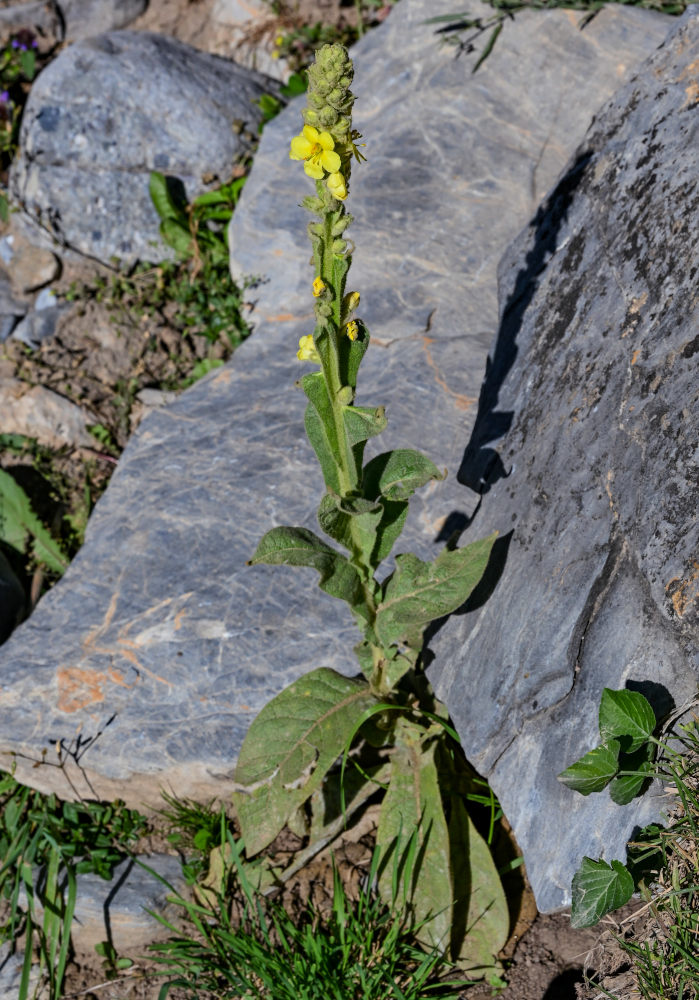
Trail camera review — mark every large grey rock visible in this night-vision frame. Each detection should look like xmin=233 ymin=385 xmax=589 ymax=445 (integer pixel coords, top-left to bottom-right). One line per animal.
xmin=9 ymin=30 xmax=275 ymax=264
xmin=0 ymin=0 xmax=146 ymax=41
xmin=0 ymin=0 xmax=670 ymax=835
xmin=429 ymin=7 xmax=699 ymax=911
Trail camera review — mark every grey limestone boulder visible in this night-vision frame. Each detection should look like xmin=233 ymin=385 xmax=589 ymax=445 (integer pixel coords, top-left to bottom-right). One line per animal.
xmin=0 ymin=0 xmax=674 ymax=913
xmin=429 ymin=7 xmax=699 ymax=911
xmin=0 ymin=0 xmax=146 ymax=42
xmin=9 ymin=30 xmax=276 ymax=264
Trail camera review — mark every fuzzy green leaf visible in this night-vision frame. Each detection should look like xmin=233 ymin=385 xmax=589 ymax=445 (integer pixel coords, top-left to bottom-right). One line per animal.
xmin=317 ymin=492 xmax=383 ymax=561
xmin=233 ymin=668 xmax=376 ymax=855
xmin=301 ymin=371 xmax=341 ymax=493
xmin=376 ymin=720 xmax=452 ymax=952
xmin=570 ymin=857 xmax=634 ymax=928
xmin=148 ymin=171 xmax=187 ymax=224
xmin=609 ymin=742 xmax=656 ymax=806
xmin=363 ymin=449 xmax=445 ymax=502
xmin=599 ymin=689 xmax=657 ymax=752
xmin=342 ymin=405 xmax=387 ymax=447
xmin=449 ymin=796 xmax=509 ymax=971
xmin=375 ymin=532 xmax=497 ymax=649
xmin=248 ymin=526 xmax=366 ymax=613
xmin=159 ymin=218 xmax=193 ymax=256
xmin=0 ymin=468 xmax=68 ymax=575
xmin=557 ymin=741 xmax=620 ymax=796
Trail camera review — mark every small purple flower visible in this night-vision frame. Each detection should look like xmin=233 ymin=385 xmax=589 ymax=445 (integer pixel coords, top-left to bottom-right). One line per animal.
xmin=0 ymin=92 xmax=10 ymax=104
xmin=11 ymin=39 xmax=19 ymax=49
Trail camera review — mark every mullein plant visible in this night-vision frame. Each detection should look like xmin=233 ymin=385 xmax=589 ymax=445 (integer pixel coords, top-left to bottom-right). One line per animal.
xmin=233 ymin=44 xmax=508 ymax=975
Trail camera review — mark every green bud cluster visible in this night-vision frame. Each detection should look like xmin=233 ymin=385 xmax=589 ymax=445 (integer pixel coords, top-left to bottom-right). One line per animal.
xmin=302 ymin=44 xmax=355 ymax=145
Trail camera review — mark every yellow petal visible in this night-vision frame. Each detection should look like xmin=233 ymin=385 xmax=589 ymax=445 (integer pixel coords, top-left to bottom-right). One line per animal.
xmin=312 ymin=277 xmax=326 ymax=297
xmin=302 ymin=125 xmax=320 ymax=143
xmin=297 ymin=335 xmax=320 ymax=362
xmin=320 ymin=149 xmax=341 ymax=173
xmin=304 ymin=158 xmax=324 ymax=179
xmin=345 ymin=320 xmax=359 ymax=341
xmin=290 ymin=135 xmax=313 ymax=160
xmin=318 ymin=131 xmax=335 ymax=151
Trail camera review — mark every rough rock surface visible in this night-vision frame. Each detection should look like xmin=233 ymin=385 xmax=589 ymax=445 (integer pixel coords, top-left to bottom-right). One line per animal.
xmin=0 ymin=0 xmax=672 ymax=908
xmin=9 ymin=30 xmax=275 ymax=264
xmin=429 ymin=8 xmax=699 ymax=911
xmin=0 ymin=379 xmax=96 ymax=449
xmin=0 ymin=0 xmax=146 ymax=42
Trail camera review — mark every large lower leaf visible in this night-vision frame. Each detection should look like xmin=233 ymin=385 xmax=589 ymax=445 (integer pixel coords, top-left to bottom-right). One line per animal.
xmin=233 ymin=668 xmax=376 ymax=855
xmin=449 ymin=796 xmax=509 ymax=971
xmin=248 ymin=525 xmax=367 ymax=615
xmin=376 ymin=532 xmax=497 ymax=649
xmin=376 ymin=720 xmax=452 ymax=952
xmin=0 ymin=468 xmax=68 ymax=575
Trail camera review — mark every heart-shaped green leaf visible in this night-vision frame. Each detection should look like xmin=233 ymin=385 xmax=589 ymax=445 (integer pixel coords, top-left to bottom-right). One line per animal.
xmin=570 ymin=857 xmax=634 ymax=928
xmin=599 ymin=689 xmax=657 ymax=752
xmin=557 ymin=741 xmax=620 ymax=795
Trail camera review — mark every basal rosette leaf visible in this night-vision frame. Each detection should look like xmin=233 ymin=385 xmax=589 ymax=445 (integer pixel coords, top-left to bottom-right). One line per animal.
xmin=376 ymin=720 xmax=452 ymax=953
xmin=570 ymin=857 xmax=634 ymax=928
xmin=557 ymin=740 xmax=620 ymax=795
xmin=248 ymin=525 xmax=368 ymax=618
xmin=449 ymin=796 xmax=508 ymax=972
xmin=375 ymin=532 xmax=498 ymax=649
xmin=233 ymin=668 xmax=376 ymax=855
xmin=598 ymin=688 xmax=657 ymax=752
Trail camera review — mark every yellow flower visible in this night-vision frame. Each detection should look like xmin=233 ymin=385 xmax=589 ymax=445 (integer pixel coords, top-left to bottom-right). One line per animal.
xmin=289 ymin=125 xmax=341 ymax=179
xmin=312 ymin=277 xmax=326 ymax=297
xmin=326 ymin=171 xmax=347 ymax=201
xmin=297 ymin=334 xmax=320 ymax=362
xmin=344 ymin=320 xmax=359 ymax=341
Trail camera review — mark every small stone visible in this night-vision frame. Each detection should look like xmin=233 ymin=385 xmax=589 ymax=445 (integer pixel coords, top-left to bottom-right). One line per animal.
xmin=0 ymin=379 xmax=96 ymax=449
xmin=6 ymin=231 xmax=60 ymax=295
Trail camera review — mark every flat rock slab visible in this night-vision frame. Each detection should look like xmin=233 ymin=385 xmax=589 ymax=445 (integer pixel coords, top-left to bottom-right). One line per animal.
xmin=9 ymin=30 xmax=274 ymax=264
xmin=0 ymin=0 xmax=670 ymax=865
xmin=430 ymin=8 xmax=699 ymax=911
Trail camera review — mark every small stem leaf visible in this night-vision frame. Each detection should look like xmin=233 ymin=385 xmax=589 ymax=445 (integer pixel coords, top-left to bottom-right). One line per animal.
xmin=370 ymin=498 xmax=410 ymax=568
xmin=570 ymin=857 xmax=635 ymax=928
xmin=317 ymin=492 xmax=383 ymax=564
xmin=376 ymin=721 xmax=452 ymax=952
xmin=342 ymin=405 xmax=387 ymax=447
xmin=557 ymin=741 xmax=620 ymax=795
xmin=301 ymin=372 xmax=342 ymax=493
xmin=363 ymin=449 xmax=445 ymax=502
xmin=233 ymin=668 xmax=376 ymax=855
xmin=375 ymin=532 xmax=498 ymax=649
xmin=598 ymin=689 xmax=657 ymax=751
xmin=342 ymin=323 xmax=370 ymax=390
xmin=248 ymin=526 xmax=367 ymax=613
xmin=0 ymin=468 xmax=68 ymax=575
xmin=449 ymin=796 xmax=509 ymax=970
xmin=608 ymin=742 xmax=656 ymax=806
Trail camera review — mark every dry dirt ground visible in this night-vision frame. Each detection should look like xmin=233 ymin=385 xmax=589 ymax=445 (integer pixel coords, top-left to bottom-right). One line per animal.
xmin=2 ymin=2 xmax=624 ymax=997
